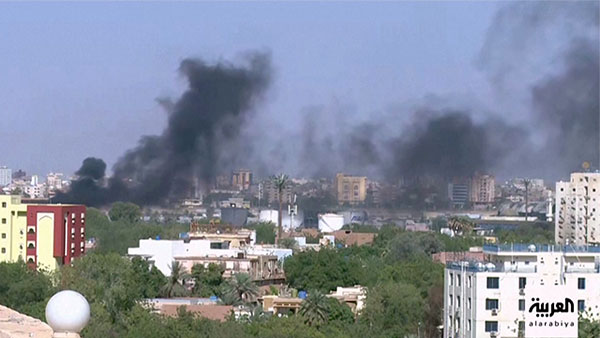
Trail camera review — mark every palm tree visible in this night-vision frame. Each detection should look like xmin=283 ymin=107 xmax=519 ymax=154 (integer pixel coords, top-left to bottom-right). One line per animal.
xmin=272 ymin=173 xmax=289 ymax=245
xmin=223 ymin=273 xmax=259 ymax=304
xmin=160 ymin=261 xmax=189 ymax=298
xmin=299 ymin=290 xmax=329 ymax=327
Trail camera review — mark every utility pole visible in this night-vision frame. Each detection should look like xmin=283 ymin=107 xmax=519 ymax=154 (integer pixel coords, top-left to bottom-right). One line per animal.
xmin=524 ymin=179 xmax=530 ymax=222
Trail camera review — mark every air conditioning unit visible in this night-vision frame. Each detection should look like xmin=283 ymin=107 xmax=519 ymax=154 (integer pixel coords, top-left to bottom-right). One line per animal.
xmin=491 ymin=309 xmax=498 ymax=316
xmin=490 ymin=332 xmax=498 ymax=337
xmin=519 ymin=288 xmax=525 ymax=296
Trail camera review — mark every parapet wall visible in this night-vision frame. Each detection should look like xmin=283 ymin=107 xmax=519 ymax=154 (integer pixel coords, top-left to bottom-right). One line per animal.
xmin=0 ymin=305 xmax=53 ymax=338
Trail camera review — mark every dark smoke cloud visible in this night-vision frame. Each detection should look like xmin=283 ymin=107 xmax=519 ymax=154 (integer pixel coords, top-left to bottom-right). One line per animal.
xmin=478 ymin=1 xmax=599 ymax=177
xmin=290 ymin=1 xmax=598 ymax=181
xmin=56 ymin=52 xmax=272 ymax=206
xmin=387 ymin=111 xmax=522 ymax=180
xmin=532 ymin=38 xmax=600 ymax=174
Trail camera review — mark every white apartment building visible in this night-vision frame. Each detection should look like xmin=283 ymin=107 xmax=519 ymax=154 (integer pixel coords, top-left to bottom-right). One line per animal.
xmin=0 ymin=167 xmax=11 ymax=186
xmin=555 ymin=172 xmax=600 ymax=245
xmin=127 ymin=238 xmax=292 ymax=277
xmin=444 ymin=244 xmax=600 ymax=338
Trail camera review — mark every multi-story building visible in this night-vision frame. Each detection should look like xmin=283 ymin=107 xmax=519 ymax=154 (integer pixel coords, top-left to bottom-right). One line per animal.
xmin=449 ymin=178 xmax=471 ymax=209
xmin=555 ymin=172 xmax=600 ymax=245
xmin=0 ymin=195 xmax=86 ymax=271
xmin=444 ymin=244 xmax=599 ymax=338
xmin=232 ymin=169 xmax=252 ymax=191
xmin=263 ymin=179 xmax=293 ymax=205
xmin=334 ymin=173 xmax=367 ymax=205
xmin=0 ymin=166 xmax=11 ymax=186
xmin=46 ymin=173 xmax=64 ymax=191
xmin=470 ymin=174 xmax=495 ymax=205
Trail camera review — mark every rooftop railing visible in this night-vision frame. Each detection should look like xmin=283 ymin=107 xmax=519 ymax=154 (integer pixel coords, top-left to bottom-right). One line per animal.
xmin=483 ymin=244 xmax=600 ymax=253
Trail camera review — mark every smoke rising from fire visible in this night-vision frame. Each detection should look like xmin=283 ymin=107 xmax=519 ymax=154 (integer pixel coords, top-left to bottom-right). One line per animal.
xmin=55 ymin=52 xmax=272 ymax=206
xmin=58 ymin=2 xmax=598 ymax=207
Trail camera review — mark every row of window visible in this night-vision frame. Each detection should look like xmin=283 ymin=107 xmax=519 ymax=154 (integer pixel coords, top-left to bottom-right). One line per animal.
xmin=485 ymin=276 xmax=585 ymax=289
xmin=451 ymin=297 xmax=587 ymax=313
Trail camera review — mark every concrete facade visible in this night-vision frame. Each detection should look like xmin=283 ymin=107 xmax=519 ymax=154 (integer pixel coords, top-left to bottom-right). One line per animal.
xmin=555 ymin=172 xmax=600 ymax=245
xmin=0 ymin=196 xmax=86 ymax=271
xmin=335 ymin=173 xmax=367 ymax=205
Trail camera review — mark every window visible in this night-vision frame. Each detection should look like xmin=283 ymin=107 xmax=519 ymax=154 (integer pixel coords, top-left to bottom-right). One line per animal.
xmin=1 ymin=202 xmax=6 ymax=208
xmin=467 ymin=275 xmax=472 ymax=287
xmin=485 ymin=299 xmax=499 ymax=310
xmin=519 ymin=277 xmax=526 ymax=289
xmin=449 ymin=295 xmax=453 ymax=306
xmin=457 ymin=296 xmax=461 ymax=308
xmin=519 ymin=299 xmax=525 ymax=311
xmin=578 ymin=278 xmax=586 ymax=290
xmin=467 ymin=319 xmax=471 ymax=331
xmin=457 ymin=275 xmax=461 ymax=287
xmin=487 ymin=277 xmax=499 ymax=289
xmin=518 ymin=321 xmax=525 ymax=338
xmin=1 ymin=233 xmax=5 ymax=239
xmin=468 ymin=297 xmax=471 ymax=309
xmin=449 ymin=273 xmax=453 ymax=286
xmin=578 ymin=300 xmax=585 ymax=312
xmin=485 ymin=321 xmax=498 ymax=332
xmin=1 ymin=248 xmax=5 ymax=254
xmin=1 ymin=218 xmax=5 ymax=224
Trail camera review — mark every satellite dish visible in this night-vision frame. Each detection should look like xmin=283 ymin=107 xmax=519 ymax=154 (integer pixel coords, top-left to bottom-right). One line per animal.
xmin=583 ymin=161 xmax=591 ymax=170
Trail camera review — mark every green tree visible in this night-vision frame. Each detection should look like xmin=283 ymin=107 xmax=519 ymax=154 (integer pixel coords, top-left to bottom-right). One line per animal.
xmin=59 ymin=252 xmax=147 ymax=322
xmin=248 ymin=222 xmax=276 ymax=244
xmin=191 ymin=263 xmax=225 ymax=297
xmin=222 ymin=273 xmax=259 ymax=304
xmin=279 ymin=237 xmax=298 ymax=250
xmin=579 ymin=312 xmax=600 ymax=338
xmin=131 ymin=256 xmax=166 ymax=298
xmin=325 ymin=297 xmax=355 ymax=324
xmin=300 ymin=291 xmax=329 ymax=327
xmin=161 ymin=261 xmax=189 ymax=298
xmin=284 ymin=248 xmax=361 ymax=292
xmin=0 ymin=261 xmax=55 ymax=320
xmin=272 ymin=173 xmax=289 ymax=245
xmin=360 ymin=281 xmax=425 ymax=337
xmin=109 ymin=201 xmax=142 ymax=223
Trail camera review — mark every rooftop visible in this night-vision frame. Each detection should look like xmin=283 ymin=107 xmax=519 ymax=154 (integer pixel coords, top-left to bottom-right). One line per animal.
xmin=0 ymin=305 xmax=53 ymax=338
xmin=483 ymin=244 xmax=600 ymax=254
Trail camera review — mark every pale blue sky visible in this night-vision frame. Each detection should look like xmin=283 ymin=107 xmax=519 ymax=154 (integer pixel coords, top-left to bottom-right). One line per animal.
xmin=0 ymin=1 xmax=499 ymax=176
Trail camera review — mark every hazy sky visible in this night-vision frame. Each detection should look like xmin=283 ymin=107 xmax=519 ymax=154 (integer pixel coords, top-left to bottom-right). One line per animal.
xmin=0 ymin=1 xmax=499 ymax=176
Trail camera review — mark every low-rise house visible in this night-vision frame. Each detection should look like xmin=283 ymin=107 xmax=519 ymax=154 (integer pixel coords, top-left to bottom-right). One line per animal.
xmin=260 ymin=295 xmax=302 ymax=316
xmin=144 ymin=298 xmax=232 ymax=322
xmin=331 ymin=230 xmax=375 ymax=246
xmin=327 ymin=285 xmax=367 ymax=314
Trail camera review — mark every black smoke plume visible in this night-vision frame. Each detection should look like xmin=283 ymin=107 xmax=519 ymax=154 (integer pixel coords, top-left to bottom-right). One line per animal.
xmin=288 ymin=1 xmax=598 ymax=181
xmin=56 ymin=52 xmax=272 ymax=206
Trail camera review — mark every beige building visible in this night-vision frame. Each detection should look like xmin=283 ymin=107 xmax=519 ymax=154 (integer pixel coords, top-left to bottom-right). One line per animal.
xmin=232 ymin=169 xmax=252 ymax=191
xmin=334 ymin=173 xmax=367 ymax=205
xmin=555 ymin=172 xmax=600 ymax=245
xmin=470 ymin=174 xmax=495 ymax=205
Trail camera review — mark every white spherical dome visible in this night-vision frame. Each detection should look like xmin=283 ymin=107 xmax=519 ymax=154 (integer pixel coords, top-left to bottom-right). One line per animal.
xmin=45 ymin=290 xmax=90 ymax=333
